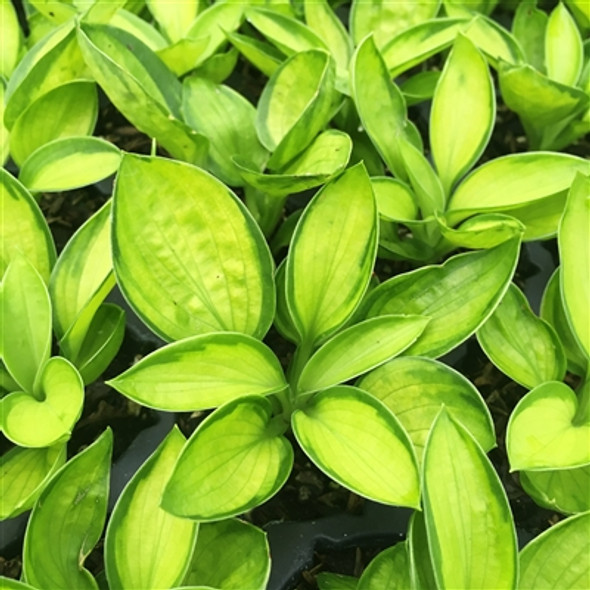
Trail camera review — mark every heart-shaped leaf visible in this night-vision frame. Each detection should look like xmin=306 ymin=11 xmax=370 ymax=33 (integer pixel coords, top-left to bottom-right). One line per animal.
xmin=113 ymin=154 xmax=275 ymax=341
xmin=2 ymin=357 xmax=84 ymax=447
xmin=292 ymin=386 xmax=420 ymax=508
xmin=105 ymin=426 xmax=197 ymax=590
xmin=162 ymin=396 xmax=293 ymax=520
xmin=108 ymin=333 xmax=286 ymax=411
xmin=507 ymin=381 xmax=590 ymax=471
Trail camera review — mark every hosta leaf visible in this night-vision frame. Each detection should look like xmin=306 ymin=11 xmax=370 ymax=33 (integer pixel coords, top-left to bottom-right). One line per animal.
xmin=519 ymin=512 xmax=590 ymax=589
xmin=558 ymin=173 xmax=590 ymax=359
xmin=182 ymin=76 xmax=268 ymax=187
xmin=22 ymin=429 xmax=112 ymax=590
xmin=431 ymin=34 xmax=494 ymax=195
xmin=512 ymin=2 xmax=548 ymax=72
xmin=372 ymin=177 xmax=418 ymax=221
xmin=297 ymin=315 xmax=429 ymax=395
xmin=292 ymin=386 xmax=420 ymax=508
xmin=146 ymin=0 xmax=200 ymax=43
xmin=19 ymin=136 xmax=121 ymax=193
xmin=108 ymin=9 xmax=168 ymax=51
xmin=10 ymin=81 xmax=98 ymax=167
xmin=359 ymin=239 xmax=520 ymax=358
xmin=545 ymin=3 xmax=583 ymax=86
xmin=564 ymin=0 xmax=590 ymax=31
xmin=0 ymin=444 xmax=66 ymax=519
xmin=105 ymin=426 xmax=197 ymax=590
xmin=257 ymin=49 xmax=336 ymax=171
xmin=317 ymin=573 xmax=358 ymax=590
xmin=0 ymin=169 xmax=56 ymax=282
xmin=358 ymin=543 xmax=411 ymax=590
xmin=0 ymin=81 xmax=8 ymax=166
xmin=0 ymin=0 xmax=21 ymax=78
xmin=423 ymin=410 xmax=518 ymax=590
xmin=477 ymin=283 xmax=566 ymax=388
xmin=408 ymin=511 xmax=437 ymax=590
xmin=156 ymin=37 xmax=210 ymax=77
xmin=182 ymin=519 xmax=270 ymax=590
xmin=447 ymin=152 xmax=590 ymax=225
xmin=507 ymin=381 xmax=590 ymax=471
xmin=286 ymin=163 xmax=377 ymax=347
xmin=112 ymin=154 xmax=275 ymax=341
xmin=226 ymin=30 xmax=282 ymax=77
xmin=273 ymin=260 xmax=299 ymax=344
xmin=2 ymin=357 xmax=84 ymax=448
xmin=162 ymin=396 xmax=293 ymax=520
xmin=0 ymin=578 xmax=37 ymax=589
xmin=108 ymin=333 xmax=286 ymax=411
xmin=400 ymin=70 xmax=441 ymax=105
xmin=358 ymin=357 xmax=495 ymax=464
xmin=521 ymin=465 xmax=590 ymax=514
xmin=1 ymin=256 xmax=51 ymax=393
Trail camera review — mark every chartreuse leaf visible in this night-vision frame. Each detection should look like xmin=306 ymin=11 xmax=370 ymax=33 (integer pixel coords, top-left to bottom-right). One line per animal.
xmin=297 ymin=315 xmax=429 ymax=395
xmin=226 ymin=30 xmax=283 ymax=77
xmin=0 ymin=578 xmax=37 ymax=589
xmin=108 ymin=333 xmax=286 ymax=411
xmin=358 ymin=357 xmax=495 ymax=464
xmin=105 ymin=426 xmax=197 ymax=590
xmin=359 ymin=239 xmax=520 ymax=358
xmin=163 ymin=396 xmax=293 ymax=520
xmin=274 ymin=260 xmax=299 ymax=344
xmin=559 ymin=173 xmax=590 ymax=359
xmin=477 ymin=283 xmax=566 ymax=388
xmin=156 ymin=37 xmax=210 ymax=77
xmin=257 ymin=50 xmax=336 ymax=171
xmin=0 ymin=0 xmax=21 ymax=78
xmin=545 ymin=3 xmax=583 ymax=86
xmin=19 ymin=137 xmax=121 ymax=193
xmin=351 ymin=36 xmax=410 ymax=180
xmin=1 ymin=256 xmax=51 ymax=394
xmin=408 ymin=511 xmax=437 ymax=590
xmin=0 ymin=444 xmax=66 ymax=519
xmin=431 ymin=34 xmax=494 ymax=195
xmin=108 ymin=9 xmax=168 ymax=51
xmin=182 ymin=76 xmax=268 ymax=187
xmin=564 ymin=0 xmax=590 ymax=30
xmin=0 ymin=169 xmax=56 ymax=283
xmin=292 ymin=386 xmax=420 ymax=508
xmin=182 ymin=519 xmax=270 ymax=589
xmin=113 ymin=154 xmax=275 ymax=341
xmin=507 ymin=381 xmax=590 ymax=471
xmin=350 ymin=0 xmax=440 ymax=49
xmin=512 ymin=1 xmax=547 ymax=71
xmin=422 ymin=409 xmax=518 ymax=590
xmin=358 ymin=542 xmax=411 ymax=590
xmin=0 ymin=82 xmax=9 ymax=167
xmin=521 ymin=465 xmax=590 ymax=514
xmin=10 ymin=81 xmax=98 ymax=167
xmin=286 ymin=163 xmax=377 ymax=347
xmin=447 ymin=152 xmax=590 ymax=227
xmin=317 ymin=573 xmax=357 ymax=590
xmin=541 ymin=269 xmax=587 ymax=376
xmin=77 ymin=24 xmax=208 ymax=165
xmin=519 ymin=511 xmax=590 ymax=589
xmin=372 ymin=177 xmax=418 ymax=221
xmin=2 ymin=357 xmax=84 ymax=447
xmin=146 ymin=0 xmax=200 ymax=43
xmin=23 ymin=429 xmax=112 ymax=590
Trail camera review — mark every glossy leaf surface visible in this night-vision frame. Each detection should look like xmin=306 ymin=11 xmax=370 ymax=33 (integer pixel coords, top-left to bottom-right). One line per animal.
xmin=113 ymin=154 xmax=275 ymax=341
xmin=292 ymin=386 xmax=420 ymax=508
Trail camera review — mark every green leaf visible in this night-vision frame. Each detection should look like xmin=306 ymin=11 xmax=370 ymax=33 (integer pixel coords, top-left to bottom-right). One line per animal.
xmin=358 ymin=356 xmax=495 ymax=464
xmin=2 ymin=357 xmax=84 ymax=447
xmin=359 ymin=239 xmax=520 ymax=358
xmin=447 ymin=152 xmax=590 ymax=225
xmin=372 ymin=177 xmax=418 ymax=221
xmin=0 ymin=0 xmax=22 ymax=78
xmin=422 ymin=409 xmax=518 ymax=590
xmin=1 ymin=255 xmax=51 ymax=393
xmin=0 ymin=82 xmax=9 ymax=167
xmin=400 ymin=70 xmax=441 ymax=105
xmin=0 ymin=577 xmax=38 ymax=590
xmin=545 ymin=3 xmax=583 ymax=86
xmin=559 ymin=173 xmax=590 ymax=359
xmin=19 ymin=136 xmax=121 ymax=193
xmin=521 ymin=465 xmax=590 ymax=514
xmin=22 ymin=429 xmax=112 ymax=590
xmin=113 ymin=154 xmax=275 ymax=341
xmin=146 ymin=0 xmax=200 ymax=43
xmin=10 ymin=80 xmax=98 ymax=167
xmin=358 ymin=542 xmax=411 ymax=590
xmin=156 ymin=37 xmax=210 ymax=77
xmin=0 ymin=444 xmax=66 ymax=519
xmin=0 ymin=169 xmax=56 ymax=283
xmin=519 ymin=512 xmax=590 ymax=589
xmin=257 ymin=49 xmax=336 ymax=171
xmin=431 ymin=34 xmax=494 ymax=195
xmin=292 ymin=386 xmax=420 ymax=508
xmin=477 ymin=283 xmax=566 ymax=388
xmin=273 ymin=260 xmax=299 ymax=343
xmin=351 ymin=36 xmax=410 ymax=180
xmin=512 ymin=1 xmax=547 ymax=71
xmin=108 ymin=333 xmax=286 ymax=411
xmin=108 ymin=8 xmax=168 ymax=51
xmin=77 ymin=24 xmax=208 ymax=165
xmin=316 ymin=573 xmax=358 ymax=590
xmin=286 ymin=163 xmax=377 ymax=347
xmin=297 ymin=315 xmax=429 ymax=395
xmin=105 ymin=426 xmax=197 ymax=590
xmin=507 ymin=381 xmax=590 ymax=471
xmin=408 ymin=511 xmax=437 ymax=590
xmin=163 ymin=396 xmax=293 ymax=520
xmin=182 ymin=519 xmax=270 ymax=590
xmin=225 ymin=30 xmax=282 ymax=77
